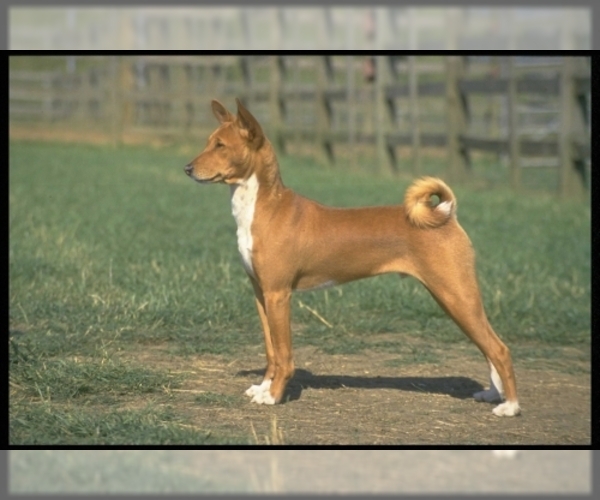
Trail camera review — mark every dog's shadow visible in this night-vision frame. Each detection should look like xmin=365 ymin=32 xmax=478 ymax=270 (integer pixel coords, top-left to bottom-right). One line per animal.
xmin=235 ymin=368 xmax=486 ymax=403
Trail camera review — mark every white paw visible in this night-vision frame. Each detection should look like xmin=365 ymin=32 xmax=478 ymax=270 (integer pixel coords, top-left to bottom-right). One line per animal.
xmin=250 ymin=391 xmax=276 ymax=405
xmin=245 ymin=379 xmax=275 ymax=404
xmin=492 ymin=400 xmax=521 ymax=417
xmin=473 ymin=386 xmax=502 ymax=403
xmin=492 ymin=450 xmax=519 ymax=458
xmin=245 ymin=379 xmax=271 ymax=397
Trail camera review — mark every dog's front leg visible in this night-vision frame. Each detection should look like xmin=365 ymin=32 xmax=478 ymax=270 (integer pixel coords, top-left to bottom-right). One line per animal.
xmin=249 ymin=289 xmax=294 ymax=405
xmin=245 ymin=280 xmax=277 ymax=401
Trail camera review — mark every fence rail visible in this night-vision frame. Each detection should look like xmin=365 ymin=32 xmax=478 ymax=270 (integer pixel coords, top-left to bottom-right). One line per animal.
xmin=9 ymin=56 xmax=590 ymax=196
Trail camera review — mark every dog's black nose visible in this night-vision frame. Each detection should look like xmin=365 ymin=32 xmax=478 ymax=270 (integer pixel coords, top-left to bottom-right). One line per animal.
xmin=184 ymin=164 xmax=193 ymax=175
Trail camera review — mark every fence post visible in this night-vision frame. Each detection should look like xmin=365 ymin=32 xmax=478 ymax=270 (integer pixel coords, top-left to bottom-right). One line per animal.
xmin=408 ymin=56 xmax=421 ymax=176
xmin=239 ymin=56 xmax=254 ymax=113
xmin=116 ymin=56 xmax=134 ymax=144
xmin=204 ymin=56 xmax=217 ymax=103
xmin=375 ymin=55 xmax=396 ymax=174
xmin=109 ymin=56 xmax=121 ymax=147
xmin=575 ymin=58 xmax=591 ymax=190
xmin=269 ymin=55 xmax=285 ymax=156
xmin=172 ymin=59 xmax=191 ymax=142
xmin=445 ymin=56 xmax=468 ymax=182
xmin=77 ymin=63 xmax=91 ymax=126
xmin=507 ymin=56 xmax=521 ymax=191
xmin=316 ymin=56 xmax=334 ymax=166
xmin=346 ymin=55 xmax=357 ymax=170
xmin=559 ymin=57 xmax=586 ymax=198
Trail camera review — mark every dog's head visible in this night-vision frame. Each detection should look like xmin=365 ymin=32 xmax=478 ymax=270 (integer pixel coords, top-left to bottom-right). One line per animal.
xmin=184 ymin=98 xmax=266 ymax=185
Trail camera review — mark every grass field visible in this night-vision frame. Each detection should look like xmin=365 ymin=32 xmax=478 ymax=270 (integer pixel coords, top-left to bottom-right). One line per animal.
xmin=9 ymin=140 xmax=590 ymax=445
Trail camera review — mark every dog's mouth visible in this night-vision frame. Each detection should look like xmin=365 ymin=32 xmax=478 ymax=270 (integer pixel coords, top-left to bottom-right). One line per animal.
xmin=191 ymin=173 xmax=223 ymax=184
xmin=197 ymin=175 xmax=221 ymax=184
xmin=184 ymin=163 xmax=225 ymax=184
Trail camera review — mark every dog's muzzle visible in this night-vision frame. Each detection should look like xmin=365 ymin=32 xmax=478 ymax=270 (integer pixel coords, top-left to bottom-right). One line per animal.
xmin=184 ymin=165 xmax=221 ymax=184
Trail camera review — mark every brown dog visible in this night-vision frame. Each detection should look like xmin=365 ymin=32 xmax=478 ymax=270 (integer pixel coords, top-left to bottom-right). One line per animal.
xmin=185 ymin=98 xmax=520 ymax=417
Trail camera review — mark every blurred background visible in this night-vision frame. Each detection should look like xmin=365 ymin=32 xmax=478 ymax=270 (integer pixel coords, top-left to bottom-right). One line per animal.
xmin=9 ymin=54 xmax=591 ymax=196
xmin=9 ymin=6 xmax=591 ymax=50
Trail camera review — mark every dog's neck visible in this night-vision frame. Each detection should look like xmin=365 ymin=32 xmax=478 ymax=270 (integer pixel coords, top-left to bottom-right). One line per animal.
xmin=252 ymin=140 xmax=284 ymax=192
xmin=228 ymin=140 xmax=285 ymax=278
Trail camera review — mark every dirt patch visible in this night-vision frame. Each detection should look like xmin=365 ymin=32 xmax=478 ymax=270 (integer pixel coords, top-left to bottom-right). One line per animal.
xmin=118 ymin=340 xmax=590 ymax=445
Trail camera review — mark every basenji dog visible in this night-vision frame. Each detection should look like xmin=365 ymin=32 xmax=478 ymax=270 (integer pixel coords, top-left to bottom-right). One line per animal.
xmin=185 ymin=98 xmax=520 ymax=417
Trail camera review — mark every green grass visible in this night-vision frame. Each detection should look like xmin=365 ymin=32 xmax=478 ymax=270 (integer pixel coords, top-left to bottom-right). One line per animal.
xmin=9 ymin=140 xmax=590 ymax=444
xmin=9 ymin=403 xmax=246 ymax=446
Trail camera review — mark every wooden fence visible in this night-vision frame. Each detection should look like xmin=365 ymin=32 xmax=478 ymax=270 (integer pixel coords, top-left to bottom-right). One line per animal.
xmin=9 ymin=55 xmax=590 ymax=196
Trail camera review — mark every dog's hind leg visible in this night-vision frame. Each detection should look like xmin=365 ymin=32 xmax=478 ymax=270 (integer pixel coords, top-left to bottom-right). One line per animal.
xmin=415 ymin=265 xmax=520 ymax=416
xmin=473 ymin=357 xmax=503 ymax=403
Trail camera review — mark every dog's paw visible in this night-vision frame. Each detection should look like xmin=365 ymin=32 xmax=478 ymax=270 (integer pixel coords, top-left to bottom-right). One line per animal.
xmin=250 ymin=391 xmax=276 ymax=405
xmin=492 ymin=450 xmax=519 ymax=458
xmin=473 ymin=386 xmax=502 ymax=403
xmin=245 ymin=379 xmax=271 ymax=397
xmin=492 ymin=400 xmax=521 ymax=417
xmin=245 ymin=379 xmax=276 ymax=404
xmin=245 ymin=384 xmax=262 ymax=397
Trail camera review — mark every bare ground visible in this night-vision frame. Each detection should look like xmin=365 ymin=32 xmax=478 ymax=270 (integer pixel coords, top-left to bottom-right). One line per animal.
xmin=123 ymin=337 xmax=590 ymax=445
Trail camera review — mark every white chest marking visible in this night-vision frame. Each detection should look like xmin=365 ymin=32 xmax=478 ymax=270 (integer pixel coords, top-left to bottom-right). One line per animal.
xmin=230 ymin=174 xmax=258 ymax=277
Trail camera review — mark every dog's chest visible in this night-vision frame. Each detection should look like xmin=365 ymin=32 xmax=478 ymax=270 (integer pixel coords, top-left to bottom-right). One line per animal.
xmin=230 ymin=174 xmax=259 ymax=277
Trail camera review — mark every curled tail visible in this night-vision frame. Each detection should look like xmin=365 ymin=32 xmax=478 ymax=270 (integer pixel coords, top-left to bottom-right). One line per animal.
xmin=404 ymin=177 xmax=457 ymax=229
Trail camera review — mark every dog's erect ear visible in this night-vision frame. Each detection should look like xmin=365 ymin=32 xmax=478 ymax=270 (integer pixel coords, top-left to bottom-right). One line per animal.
xmin=235 ymin=98 xmax=265 ymax=149
xmin=211 ymin=100 xmax=234 ymax=124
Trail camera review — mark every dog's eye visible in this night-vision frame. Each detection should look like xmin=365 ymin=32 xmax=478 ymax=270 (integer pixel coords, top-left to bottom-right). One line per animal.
xmin=215 ymin=142 xmax=224 ymax=148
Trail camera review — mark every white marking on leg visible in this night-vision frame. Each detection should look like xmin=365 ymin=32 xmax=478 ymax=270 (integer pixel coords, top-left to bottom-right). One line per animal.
xmin=245 ymin=378 xmax=271 ymax=397
xmin=245 ymin=379 xmax=276 ymax=405
xmin=473 ymin=360 xmax=504 ymax=403
xmin=230 ymin=174 xmax=258 ymax=277
xmin=251 ymin=390 xmax=276 ymax=405
xmin=492 ymin=400 xmax=521 ymax=417
xmin=492 ymin=450 xmax=519 ymax=458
